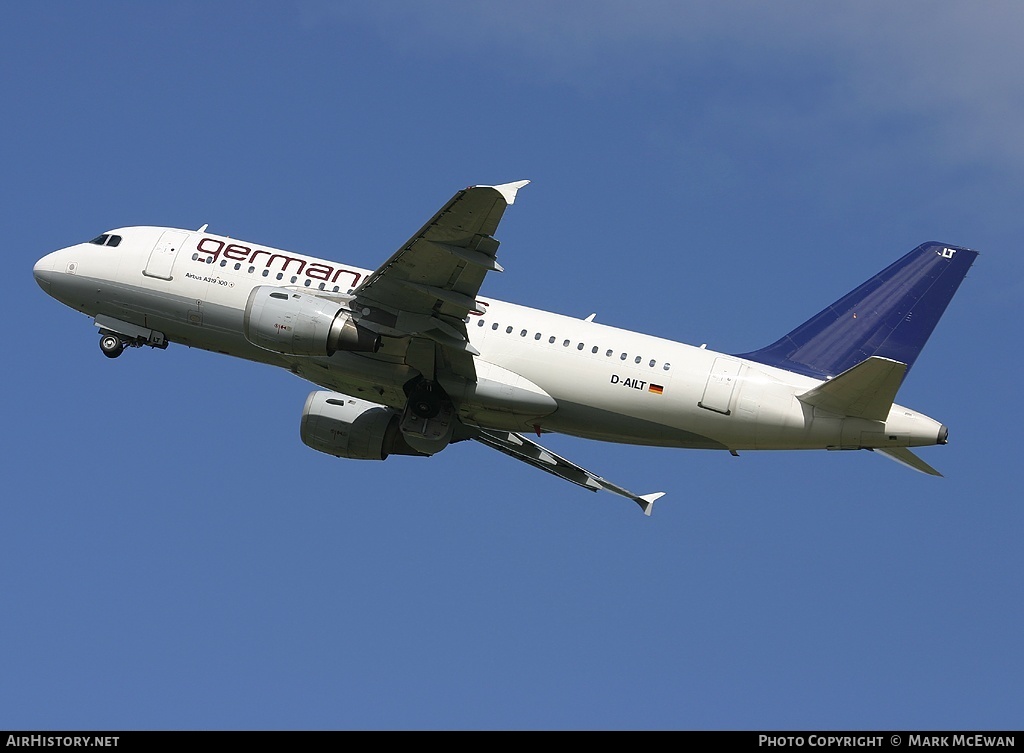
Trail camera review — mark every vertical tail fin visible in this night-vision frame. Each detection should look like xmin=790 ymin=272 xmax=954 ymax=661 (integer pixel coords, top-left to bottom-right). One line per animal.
xmin=736 ymin=242 xmax=978 ymax=379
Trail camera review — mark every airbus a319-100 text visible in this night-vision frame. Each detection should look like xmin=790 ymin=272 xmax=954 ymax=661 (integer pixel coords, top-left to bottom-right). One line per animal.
xmin=33 ymin=181 xmax=977 ymax=515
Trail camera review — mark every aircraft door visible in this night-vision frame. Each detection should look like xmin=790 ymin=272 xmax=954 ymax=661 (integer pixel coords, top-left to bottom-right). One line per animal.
xmin=699 ymin=357 xmax=742 ymax=415
xmin=143 ymin=229 xmax=190 ymax=280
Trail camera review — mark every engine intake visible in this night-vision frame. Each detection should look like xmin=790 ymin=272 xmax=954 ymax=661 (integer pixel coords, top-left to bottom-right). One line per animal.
xmin=244 ymin=286 xmax=380 ymax=356
xmin=300 ymin=391 xmax=425 ymax=460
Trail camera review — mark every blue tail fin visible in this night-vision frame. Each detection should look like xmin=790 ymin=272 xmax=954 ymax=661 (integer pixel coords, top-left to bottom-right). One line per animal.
xmin=736 ymin=242 xmax=978 ymax=380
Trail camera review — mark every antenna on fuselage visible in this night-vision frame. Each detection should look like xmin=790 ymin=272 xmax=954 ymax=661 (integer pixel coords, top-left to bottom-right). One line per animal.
xmin=197 ymin=224 xmax=209 ymax=233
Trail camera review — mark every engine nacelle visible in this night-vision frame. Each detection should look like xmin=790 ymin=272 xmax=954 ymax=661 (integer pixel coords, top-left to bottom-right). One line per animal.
xmin=244 ymin=286 xmax=380 ymax=356
xmin=300 ymin=391 xmax=426 ymax=460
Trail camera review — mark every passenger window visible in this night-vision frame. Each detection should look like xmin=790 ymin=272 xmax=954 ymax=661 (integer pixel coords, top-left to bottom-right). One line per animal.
xmin=220 ymin=260 xmax=227 ymax=267
xmin=663 ymin=363 xmax=671 ymax=371
xmin=620 ymin=353 xmax=627 ymax=360
xmin=478 ymin=319 xmax=486 ymax=327
xmin=577 ymin=343 xmax=584 ymax=350
xmin=548 ymin=336 xmax=556 ymax=344
xmin=262 ymin=270 xmax=269 ymax=277
xmin=649 ymin=359 xmax=656 ymax=367
xmin=520 ymin=329 xmax=527 ymax=337
xmin=563 ymin=340 xmax=570 ymax=347
xmin=506 ymin=326 xmax=513 ymax=334
xmin=492 ymin=323 xmax=499 ymax=330
xmin=592 ymin=346 xmax=598 ymax=354
xmin=606 ymin=349 xmax=613 ymax=357
xmin=248 ymin=266 xmax=255 ymax=273
xmin=234 ymin=263 xmax=241 ymax=270
xmin=634 ymin=356 xmax=642 ymax=364
xmin=304 ymin=279 xmax=311 ymax=287
xmin=534 ymin=333 xmax=541 ymax=340
xmin=276 ymin=273 xmax=283 ymax=280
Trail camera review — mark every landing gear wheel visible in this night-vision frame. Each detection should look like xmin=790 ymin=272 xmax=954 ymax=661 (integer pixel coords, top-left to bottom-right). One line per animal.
xmin=99 ymin=334 xmax=125 ymax=359
xmin=410 ymin=389 xmax=442 ymax=419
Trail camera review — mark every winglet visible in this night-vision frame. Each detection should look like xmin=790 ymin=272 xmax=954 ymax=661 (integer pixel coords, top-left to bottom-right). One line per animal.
xmin=481 ymin=180 xmax=530 ymax=205
xmin=637 ymin=492 xmax=665 ymax=517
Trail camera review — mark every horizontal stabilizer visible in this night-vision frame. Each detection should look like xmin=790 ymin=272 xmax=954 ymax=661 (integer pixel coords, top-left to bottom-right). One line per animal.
xmin=797 ymin=356 xmax=906 ymax=420
xmin=474 ymin=429 xmax=663 ymax=515
xmin=872 ymin=447 xmax=943 ymax=477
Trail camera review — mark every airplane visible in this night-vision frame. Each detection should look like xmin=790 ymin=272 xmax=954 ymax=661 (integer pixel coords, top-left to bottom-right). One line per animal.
xmin=32 ymin=181 xmax=977 ymax=515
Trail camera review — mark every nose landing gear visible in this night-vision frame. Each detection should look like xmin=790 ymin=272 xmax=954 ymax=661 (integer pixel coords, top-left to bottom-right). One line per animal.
xmin=94 ymin=317 xmax=168 ymax=359
xmin=99 ymin=333 xmax=126 ymax=359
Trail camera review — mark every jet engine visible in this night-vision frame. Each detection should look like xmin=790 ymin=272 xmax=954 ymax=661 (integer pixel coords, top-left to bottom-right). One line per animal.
xmin=300 ymin=391 xmax=426 ymax=460
xmin=244 ymin=287 xmax=380 ymax=356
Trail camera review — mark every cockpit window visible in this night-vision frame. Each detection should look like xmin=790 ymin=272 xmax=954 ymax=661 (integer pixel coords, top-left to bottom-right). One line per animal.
xmin=88 ymin=234 xmax=122 ymax=247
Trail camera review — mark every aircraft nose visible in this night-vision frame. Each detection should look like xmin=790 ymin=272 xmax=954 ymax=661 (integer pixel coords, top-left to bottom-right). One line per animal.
xmin=33 ymin=252 xmax=57 ymax=292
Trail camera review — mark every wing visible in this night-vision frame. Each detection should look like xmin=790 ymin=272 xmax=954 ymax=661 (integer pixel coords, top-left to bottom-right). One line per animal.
xmin=316 ymin=181 xmax=666 ymax=514
xmin=474 ymin=429 xmax=665 ymax=516
xmin=351 ymin=180 xmax=529 ymax=379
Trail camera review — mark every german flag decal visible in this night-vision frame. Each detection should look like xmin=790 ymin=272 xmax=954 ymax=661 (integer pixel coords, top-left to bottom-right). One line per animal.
xmin=648 ymin=384 xmax=664 ymax=395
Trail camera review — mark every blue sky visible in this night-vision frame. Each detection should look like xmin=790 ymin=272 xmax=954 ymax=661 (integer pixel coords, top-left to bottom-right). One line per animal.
xmin=3 ymin=1 xmax=1021 ymax=731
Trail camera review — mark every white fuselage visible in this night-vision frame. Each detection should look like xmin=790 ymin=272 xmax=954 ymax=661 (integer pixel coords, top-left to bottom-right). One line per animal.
xmin=33 ymin=225 xmax=946 ymax=453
